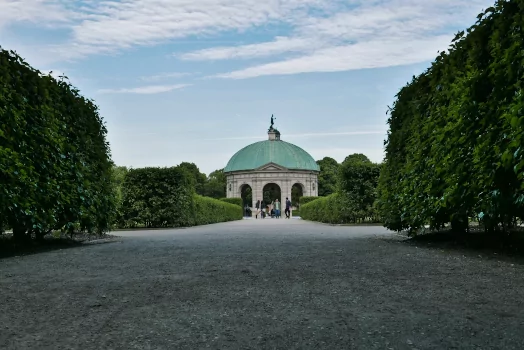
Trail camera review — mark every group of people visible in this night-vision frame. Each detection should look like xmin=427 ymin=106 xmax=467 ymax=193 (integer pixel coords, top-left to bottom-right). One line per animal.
xmin=254 ymin=197 xmax=292 ymax=219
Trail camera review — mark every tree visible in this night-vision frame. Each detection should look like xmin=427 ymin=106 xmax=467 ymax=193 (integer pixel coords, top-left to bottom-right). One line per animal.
xmin=111 ymin=165 xmax=128 ymax=226
xmin=178 ymin=162 xmax=207 ymax=195
xmin=338 ymin=155 xmax=381 ymax=223
xmin=316 ymin=157 xmax=339 ymax=196
xmin=203 ymin=168 xmax=226 ymax=199
xmin=343 ymin=153 xmax=371 ymax=164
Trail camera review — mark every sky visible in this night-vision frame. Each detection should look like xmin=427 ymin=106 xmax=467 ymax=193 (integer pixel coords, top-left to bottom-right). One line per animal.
xmin=1 ymin=0 xmax=493 ymax=174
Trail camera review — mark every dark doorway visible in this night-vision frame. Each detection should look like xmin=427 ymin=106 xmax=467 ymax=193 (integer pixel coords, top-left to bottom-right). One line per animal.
xmin=240 ymin=184 xmax=253 ymax=217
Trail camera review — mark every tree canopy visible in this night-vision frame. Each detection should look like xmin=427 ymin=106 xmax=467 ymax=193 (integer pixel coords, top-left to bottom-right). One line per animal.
xmin=316 ymin=157 xmax=340 ymax=197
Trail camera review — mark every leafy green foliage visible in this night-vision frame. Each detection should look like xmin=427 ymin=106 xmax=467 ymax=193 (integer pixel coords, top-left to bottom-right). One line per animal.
xmin=120 ymin=166 xmax=241 ymax=228
xmin=301 ymin=154 xmax=381 ymax=224
xmin=300 ymin=196 xmax=321 ymax=206
xmin=121 ymin=167 xmax=194 ymax=228
xmin=300 ymin=194 xmax=347 ymax=224
xmin=203 ymin=168 xmax=226 ymax=199
xmin=343 ymin=154 xmax=371 ymax=164
xmin=193 ymin=195 xmax=243 ymax=224
xmin=0 ymin=47 xmax=114 ymax=241
xmin=178 ymin=162 xmax=207 ymax=195
xmin=377 ymin=0 xmax=524 ymax=234
xmin=316 ymin=157 xmax=340 ymax=196
xmin=219 ymin=198 xmax=243 ymax=207
xmin=337 ymin=157 xmax=381 ymax=222
xmin=111 ymin=165 xmax=128 ymax=227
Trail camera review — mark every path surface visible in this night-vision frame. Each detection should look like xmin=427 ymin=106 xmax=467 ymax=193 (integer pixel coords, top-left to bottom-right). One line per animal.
xmin=1 ymin=219 xmax=524 ymax=349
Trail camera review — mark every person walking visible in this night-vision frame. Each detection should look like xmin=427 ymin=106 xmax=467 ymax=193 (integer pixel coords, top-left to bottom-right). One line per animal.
xmin=261 ymin=200 xmax=266 ymax=219
xmin=255 ymin=199 xmax=260 ymax=219
xmin=274 ymin=199 xmax=281 ymax=218
xmin=284 ymin=197 xmax=291 ymax=219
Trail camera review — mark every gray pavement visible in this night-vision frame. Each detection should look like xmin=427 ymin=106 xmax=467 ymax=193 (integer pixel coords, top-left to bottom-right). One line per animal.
xmin=1 ymin=219 xmax=524 ymax=349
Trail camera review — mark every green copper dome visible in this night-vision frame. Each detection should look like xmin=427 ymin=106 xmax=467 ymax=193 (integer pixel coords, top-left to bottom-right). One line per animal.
xmin=224 ymin=139 xmax=320 ymax=173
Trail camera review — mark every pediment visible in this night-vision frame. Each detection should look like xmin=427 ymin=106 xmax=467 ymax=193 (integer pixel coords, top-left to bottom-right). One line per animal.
xmin=256 ymin=162 xmax=288 ymax=171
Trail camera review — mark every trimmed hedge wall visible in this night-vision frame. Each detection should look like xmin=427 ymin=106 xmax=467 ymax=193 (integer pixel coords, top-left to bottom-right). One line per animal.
xmin=1 ymin=47 xmax=114 ymax=241
xmin=300 ymin=196 xmax=321 ymax=207
xmin=194 ymin=196 xmax=243 ymax=224
xmin=120 ymin=167 xmax=242 ymax=228
xmin=300 ymin=194 xmax=346 ymax=224
xmin=377 ymin=0 xmax=524 ymax=234
xmin=219 ymin=198 xmax=243 ymax=207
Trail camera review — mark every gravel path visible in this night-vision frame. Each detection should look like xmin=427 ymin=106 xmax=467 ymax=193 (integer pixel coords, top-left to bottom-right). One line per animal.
xmin=1 ymin=219 xmax=523 ymax=349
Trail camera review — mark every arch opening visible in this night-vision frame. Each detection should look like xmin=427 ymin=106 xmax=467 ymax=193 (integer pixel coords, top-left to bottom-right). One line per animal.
xmin=262 ymin=183 xmax=282 ymax=215
xmin=240 ymin=184 xmax=253 ymax=217
xmin=292 ymin=182 xmax=304 ymax=208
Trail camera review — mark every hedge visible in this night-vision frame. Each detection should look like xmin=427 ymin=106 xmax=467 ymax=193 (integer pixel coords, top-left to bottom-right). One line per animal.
xmin=300 ymin=193 xmax=347 ymax=224
xmin=377 ymin=0 xmax=524 ymax=234
xmin=219 ymin=198 xmax=243 ymax=207
xmin=121 ymin=167 xmax=194 ymax=228
xmin=337 ymin=158 xmax=381 ymax=223
xmin=300 ymin=196 xmax=321 ymax=207
xmin=120 ymin=167 xmax=242 ymax=228
xmin=300 ymin=193 xmax=380 ymax=224
xmin=0 ymin=47 xmax=114 ymax=241
xmin=194 ymin=195 xmax=243 ymax=225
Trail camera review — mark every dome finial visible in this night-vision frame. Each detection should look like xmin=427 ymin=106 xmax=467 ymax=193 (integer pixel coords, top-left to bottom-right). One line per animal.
xmin=268 ymin=114 xmax=280 ymax=141
xmin=269 ymin=114 xmax=275 ymax=131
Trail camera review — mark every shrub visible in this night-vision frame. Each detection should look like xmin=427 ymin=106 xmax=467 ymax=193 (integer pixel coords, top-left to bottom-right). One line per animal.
xmin=0 ymin=47 xmax=114 ymax=242
xmin=193 ymin=196 xmax=243 ymax=225
xmin=300 ymin=193 xmax=345 ymax=224
xmin=338 ymin=158 xmax=381 ymax=223
xmin=120 ymin=166 xmax=242 ymax=228
xmin=301 ymin=192 xmax=381 ymax=224
xmin=378 ymin=0 xmax=524 ymax=234
xmin=300 ymin=196 xmax=321 ymax=207
xmin=121 ymin=167 xmax=195 ymax=228
xmin=219 ymin=198 xmax=243 ymax=207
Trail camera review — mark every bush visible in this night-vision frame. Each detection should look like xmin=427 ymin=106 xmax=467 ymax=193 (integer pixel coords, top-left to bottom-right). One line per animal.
xmin=301 ymin=193 xmax=381 ymax=224
xmin=300 ymin=196 xmax=321 ymax=207
xmin=120 ymin=166 xmax=242 ymax=228
xmin=121 ymin=167 xmax=195 ymax=228
xmin=338 ymin=158 xmax=381 ymax=223
xmin=300 ymin=193 xmax=346 ymax=224
xmin=377 ymin=0 xmax=524 ymax=234
xmin=0 ymin=47 xmax=114 ymax=242
xmin=193 ymin=196 xmax=243 ymax=225
xmin=219 ymin=198 xmax=243 ymax=207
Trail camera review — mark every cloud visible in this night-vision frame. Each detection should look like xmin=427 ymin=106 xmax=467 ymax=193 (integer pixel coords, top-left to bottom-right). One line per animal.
xmin=214 ymin=35 xmax=453 ymax=79
xmin=177 ymin=0 xmax=493 ymax=78
xmin=42 ymin=0 xmax=331 ymax=59
xmin=0 ymin=0 xmax=73 ymax=31
xmin=3 ymin=0 xmax=493 ymax=79
xmin=98 ymin=84 xmax=190 ymax=94
xmin=178 ymin=36 xmax=319 ymax=61
xmin=139 ymin=72 xmax=192 ymax=81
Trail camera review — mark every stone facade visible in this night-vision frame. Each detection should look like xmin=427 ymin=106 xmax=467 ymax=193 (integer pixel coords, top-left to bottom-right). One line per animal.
xmin=225 ymin=162 xmax=319 ymax=212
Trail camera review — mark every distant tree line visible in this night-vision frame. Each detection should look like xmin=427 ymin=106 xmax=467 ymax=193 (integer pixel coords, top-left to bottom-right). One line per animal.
xmin=301 ymin=154 xmax=382 ymax=224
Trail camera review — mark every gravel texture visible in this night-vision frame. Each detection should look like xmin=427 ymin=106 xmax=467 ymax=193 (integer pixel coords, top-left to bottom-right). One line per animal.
xmin=1 ymin=218 xmax=524 ymax=349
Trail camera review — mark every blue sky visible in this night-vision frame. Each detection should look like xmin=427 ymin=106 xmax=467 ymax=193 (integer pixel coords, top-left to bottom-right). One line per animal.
xmin=1 ymin=0 xmax=493 ymax=174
